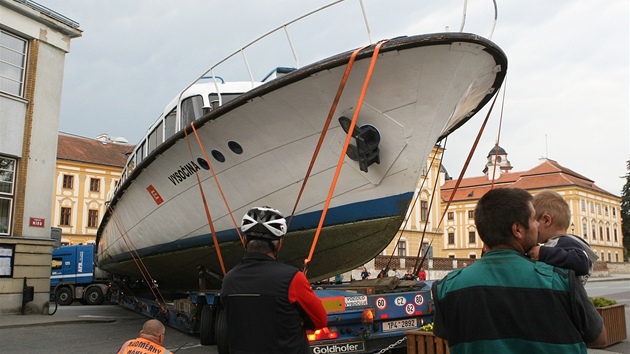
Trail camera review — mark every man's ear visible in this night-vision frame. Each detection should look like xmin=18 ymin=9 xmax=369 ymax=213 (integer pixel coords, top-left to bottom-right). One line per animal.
xmin=511 ymin=222 xmax=524 ymax=240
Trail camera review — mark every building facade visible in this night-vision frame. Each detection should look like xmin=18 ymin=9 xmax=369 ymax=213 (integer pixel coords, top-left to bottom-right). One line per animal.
xmin=0 ymin=0 xmax=81 ymax=314
xmin=439 ymin=145 xmax=624 ymax=261
xmin=53 ymin=133 xmax=133 ymax=245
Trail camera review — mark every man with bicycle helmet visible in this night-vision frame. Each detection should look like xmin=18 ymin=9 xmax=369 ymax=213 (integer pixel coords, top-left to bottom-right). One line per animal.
xmin=221 ymin=206 xmax=327 ymax=353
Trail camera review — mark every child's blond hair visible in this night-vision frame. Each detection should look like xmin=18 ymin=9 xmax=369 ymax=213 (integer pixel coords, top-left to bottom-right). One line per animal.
xmin=532 ymin=190 xmax=571 ymax=231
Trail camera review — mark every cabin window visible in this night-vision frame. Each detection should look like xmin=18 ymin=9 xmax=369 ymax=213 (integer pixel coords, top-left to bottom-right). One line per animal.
xmin=60 ymin=207 xmax=71 ymax=226
xmin=181 ymin=95 xmax=204 ymax=128
xmin=228 ymin=141 xmax=243 ymax=154
xmin=89 ymin=178 xmax=100 ymax=192
xmin=212 ymin=150 xmax=225 ymax=163
xmin=0 ymin=30 xmax=27 ymax=96
xmin=136 ymin=142 xmax=145 ymax=166
xmin=209 ymin=93 xmax=240 ymax=110
xmin=165 ymin=109 xmax=177 ymax=139
xmin=127 ymin=160 xmax=136 ymax=174
xmin=87 ymin=209 xmax=99 ymax=228
xmin=148 ymin=122 xmax=163 ymax=153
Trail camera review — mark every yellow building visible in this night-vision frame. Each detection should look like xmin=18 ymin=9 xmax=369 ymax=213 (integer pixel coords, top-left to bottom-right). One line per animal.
xmin=380 ymin=146 xmax=446 ymax=260
xmin=439 ymin=145 xmax=624 ymax=261
xmin=52 ymin=133 xmax=132 ymax=245
xmin=381 ymin=144 xmax=624 ymax=264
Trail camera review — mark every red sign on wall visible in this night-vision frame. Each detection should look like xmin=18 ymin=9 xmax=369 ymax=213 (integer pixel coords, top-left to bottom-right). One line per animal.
xmin=147 ymin=185 xmax=164 ymax=205
xmin=29 ymin=217 xmax=45 ymax=228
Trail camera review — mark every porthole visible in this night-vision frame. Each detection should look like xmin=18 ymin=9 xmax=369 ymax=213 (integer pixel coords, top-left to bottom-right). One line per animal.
xmin=211 ymin=150 xmax=225 ymax=163
xmin=228 ymin=141 xmax=243 ymax=154
xmin=197 ymin=158 xmax=210 ymax=170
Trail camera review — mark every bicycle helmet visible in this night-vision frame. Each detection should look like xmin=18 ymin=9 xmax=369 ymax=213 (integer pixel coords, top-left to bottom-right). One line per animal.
xmin=241 ymin=206 xmax=287 ymax=239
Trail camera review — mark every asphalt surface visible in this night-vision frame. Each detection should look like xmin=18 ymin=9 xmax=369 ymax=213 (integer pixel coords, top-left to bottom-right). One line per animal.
xmin=1 ymin=274 xmax=628 ymax=354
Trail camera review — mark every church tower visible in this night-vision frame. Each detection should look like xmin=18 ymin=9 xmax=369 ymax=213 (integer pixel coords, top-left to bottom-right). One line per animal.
xmin=483 ymin=144 xmax=513 ymax=179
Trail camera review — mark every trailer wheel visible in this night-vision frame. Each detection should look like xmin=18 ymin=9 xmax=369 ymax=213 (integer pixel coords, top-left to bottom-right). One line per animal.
xmin=85 ymin=287 xmax=104 ymax=305
xmin=55 ymin=287 xmax=73 ymax=306
xmin=215 ymin=308 xmax=229 ymax=354
xmin=199 ymin=305 xmax=215 ymax=345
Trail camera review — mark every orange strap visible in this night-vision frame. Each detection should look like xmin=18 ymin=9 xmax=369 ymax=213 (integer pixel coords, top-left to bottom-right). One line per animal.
xmin=189 ymin=124 xmax=246 ymax=246
xmin=288 ymin=44 xmax=369 ymax=228
xmin=437 ymin=84 xmax=503 ymax=232
xmin=106 ymin=205 xmax=170 ymax=314
xmin=184 ymin=126 xmax=228 ymax=276
xmin=303 ymin=40 xmax=387 ymax=273
xmin=489 ymin=76 xmax=508 ymax=188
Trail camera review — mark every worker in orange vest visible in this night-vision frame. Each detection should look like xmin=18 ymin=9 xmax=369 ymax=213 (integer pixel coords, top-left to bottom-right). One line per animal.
xmin=117 ymin=319 xmax=172 ymax=354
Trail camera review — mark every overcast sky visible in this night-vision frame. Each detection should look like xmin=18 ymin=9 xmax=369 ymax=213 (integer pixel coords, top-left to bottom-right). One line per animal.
xmin=37 ymin=0 xmax=629 ymax=196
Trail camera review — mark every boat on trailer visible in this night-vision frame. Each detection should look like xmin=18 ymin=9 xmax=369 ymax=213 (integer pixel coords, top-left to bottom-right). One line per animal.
xmin=96 ymin=1 xmax=508 ymax=291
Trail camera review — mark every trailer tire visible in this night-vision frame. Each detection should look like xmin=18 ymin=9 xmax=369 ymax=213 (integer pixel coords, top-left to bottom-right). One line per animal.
xmin=215 ymin=308 xmax=229 ymax=354
xmin=55 ymin=287 xmax=73 ymax=306
xmin=199 ymin=305 xmax=216 ymax=345
xmin=85 ymin=287 xmax=104 ymax=305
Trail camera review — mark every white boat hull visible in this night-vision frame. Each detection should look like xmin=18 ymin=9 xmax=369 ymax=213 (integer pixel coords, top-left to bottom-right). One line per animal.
xmin=96 ymin=33 xmax=507 ymax=290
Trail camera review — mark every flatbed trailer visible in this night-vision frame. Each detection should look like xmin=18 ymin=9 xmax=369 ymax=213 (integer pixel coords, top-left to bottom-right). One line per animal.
xmin=110 ymin=277 xmax=434 ymax=354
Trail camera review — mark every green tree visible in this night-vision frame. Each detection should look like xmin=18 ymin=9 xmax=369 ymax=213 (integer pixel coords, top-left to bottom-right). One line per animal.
xmin=621 ymin=158 xmax=630 ymax=260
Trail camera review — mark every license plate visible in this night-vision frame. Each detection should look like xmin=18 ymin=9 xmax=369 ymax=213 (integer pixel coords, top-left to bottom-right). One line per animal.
xmin=382 ymin=318 xmax=417 ymax=332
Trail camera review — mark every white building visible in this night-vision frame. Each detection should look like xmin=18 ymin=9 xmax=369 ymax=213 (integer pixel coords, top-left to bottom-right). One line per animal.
xmin=0 ymin=0 xmax=81 ymax=314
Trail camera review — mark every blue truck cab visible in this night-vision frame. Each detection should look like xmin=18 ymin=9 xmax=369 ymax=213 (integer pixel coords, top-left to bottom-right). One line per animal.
xmin=50 ymin=244 xmax=110 ymax=305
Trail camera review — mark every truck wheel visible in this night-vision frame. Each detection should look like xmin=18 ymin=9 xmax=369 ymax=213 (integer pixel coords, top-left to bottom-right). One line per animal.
xmin=215 ymin=308 xmax=229 ymax=354
xmin=85 ymin=287 xmax=104 ymax=305
xmin=199 ymin=305 xmax=215 ymax=345
xmin=55 ymin=287 xmax=73 ymax=306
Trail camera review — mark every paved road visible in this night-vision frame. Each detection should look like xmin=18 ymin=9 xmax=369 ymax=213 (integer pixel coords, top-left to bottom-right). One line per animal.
xmin=0 ymin=275 xmax=626 ymax=354
xmin=0 ymin=304 xmax=217 ymax=354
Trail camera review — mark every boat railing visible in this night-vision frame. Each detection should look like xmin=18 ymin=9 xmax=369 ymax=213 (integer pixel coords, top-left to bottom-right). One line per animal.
xmin=187 ymin=0 xmax=496 ymax=96
xmin=112 ymin=0 xmax=498 ymax=197
xmin=175 ymin=0 xmax=372 ymax=111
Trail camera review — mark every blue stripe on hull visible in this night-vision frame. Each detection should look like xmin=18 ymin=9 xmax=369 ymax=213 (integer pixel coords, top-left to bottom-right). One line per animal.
xmin=105 ymin=192 xmax=413 ymax=265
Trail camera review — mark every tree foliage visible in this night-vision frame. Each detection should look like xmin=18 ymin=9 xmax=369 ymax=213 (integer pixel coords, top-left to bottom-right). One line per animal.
xmin=621 ymin=158 xmax=630 ymax=260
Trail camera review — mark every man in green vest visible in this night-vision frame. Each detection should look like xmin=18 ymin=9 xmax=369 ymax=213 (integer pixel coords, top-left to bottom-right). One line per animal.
xmin=432 ymin=187 xmax=606 ymax=353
